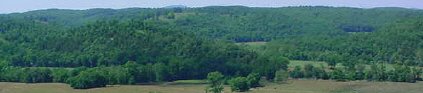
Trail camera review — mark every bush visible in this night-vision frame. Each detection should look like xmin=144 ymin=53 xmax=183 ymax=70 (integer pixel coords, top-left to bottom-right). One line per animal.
xmin=303 ymin=64 xmax=315 ymax=78
xmin=52 ymin=68 xmax=70 ymax=83
xmin=20 ymin=68 xmax=53 ymax=83
xmin=289 ymin=66 xmax=303 ymax=79
xmin=206 ymin=71 xmax=224 ymax=93
xmin=331 ymin=68 xmax=347 ymax=81
xmin=229 ymin=77 xmax=250 ymax=92
xmin=247 ymin=73 xmax=261 ymax=88
xmin=246 ymin=73 xmax=261 ymax=87
xmin=67 ymin=69 xmax=107 ymax=89
xmin=314 ymin=67 xmax=329 ymax=80
xmin=104 ymin=67 xmax=134 ymax=85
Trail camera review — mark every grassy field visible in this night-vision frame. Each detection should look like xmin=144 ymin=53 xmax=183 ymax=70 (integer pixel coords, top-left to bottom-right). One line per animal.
xmin=252 ymin=80 xmax=423 ymax=93
xmin=1 ymin=80 xmax=422 ymax=93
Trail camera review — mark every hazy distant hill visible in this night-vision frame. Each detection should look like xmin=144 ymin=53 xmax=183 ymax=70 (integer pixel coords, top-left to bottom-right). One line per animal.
xmin=163 ymin=5 xmax=188 ymax=8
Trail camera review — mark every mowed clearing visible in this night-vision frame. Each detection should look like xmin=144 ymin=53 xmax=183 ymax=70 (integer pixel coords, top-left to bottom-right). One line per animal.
xmin=1 ymin=80 xmax=423 ymax=93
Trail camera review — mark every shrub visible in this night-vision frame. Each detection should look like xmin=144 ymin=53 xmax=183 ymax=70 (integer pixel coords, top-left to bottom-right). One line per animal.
xmin=246 ymin=73 xmax=261 ymax=87
xmin=229 ymin=77 xmax=250 ymax=92
xmin=206 ymin=71 xmax=224 ymax=93
xmin=67 ymin=69 xmax=107 ymax=89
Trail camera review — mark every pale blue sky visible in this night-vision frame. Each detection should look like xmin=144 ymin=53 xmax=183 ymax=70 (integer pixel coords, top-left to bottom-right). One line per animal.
xmin=1 ymin=0 xmax=422 ymax=14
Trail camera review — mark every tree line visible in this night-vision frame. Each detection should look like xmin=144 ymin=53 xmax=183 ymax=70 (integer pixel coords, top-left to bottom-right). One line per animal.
xmin=205 ymin=63 xmax=423 ymax=93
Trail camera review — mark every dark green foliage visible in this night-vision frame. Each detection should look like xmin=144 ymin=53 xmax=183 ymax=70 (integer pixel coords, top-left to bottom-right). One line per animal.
xmin=387 ymin=65 xmax=419 ymax=83
xmin=314 ymin=66 xmax=329 ymax=80
xmin=365 ymin=64 xmax=387 ymax=81
xmin=69 ymin=67 xmax=87 ymax=77
xmin=331 ymin=68 xmax=347 ymax=82
xmin=153 ymin=63 xmax=169 ymax=82
xmin=355 ymin=64 xmax=366 ymax=80
xmin=52 ymin=68 xmax=70 ymax=83
xmin=0 ymin=67 xmax=53 ymax=83
xmin=229 ymin=77 xmax=250 ymax=92
xmin=206 ymin=72 xmax=224 ymax=93
xmin=254 ymin=55 xmax=289 ymax=80
xmin=102 ymin=67 xmax=133 ymax=85
xmin=0 ymin=61 xmax=8 ymax=80
xmin=289 ymin=66 xmax=304 ymax=79
xmin=303 ymin=64 xmax=315 ymax=78
xmin=23 ymin=68 xmax=53 ymax=83
xmin=246 ymin=73 xmax=261 ymax=87
xmin=67 ymin=69 xmax=107 ymax=89
xmin=123 ymin=61 xmax=140 ymax=83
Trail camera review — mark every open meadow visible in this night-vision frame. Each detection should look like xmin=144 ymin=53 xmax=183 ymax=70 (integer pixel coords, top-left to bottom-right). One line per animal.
xmin=1 ymin=80 xmax=422 ymax=93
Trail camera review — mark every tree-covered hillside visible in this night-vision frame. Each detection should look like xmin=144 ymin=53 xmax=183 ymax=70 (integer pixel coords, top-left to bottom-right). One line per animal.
xmin=0 ymin=6 xmax=423 ymax=89
xmin=0 ymin=13 xmax=288 ymax=89
xmin=173 ymin=6 xmax=423 ymax=41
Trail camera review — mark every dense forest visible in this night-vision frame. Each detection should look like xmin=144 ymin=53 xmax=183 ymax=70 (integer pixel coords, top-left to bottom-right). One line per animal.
xmin=0 ymin=6 xmax=423 ymax=90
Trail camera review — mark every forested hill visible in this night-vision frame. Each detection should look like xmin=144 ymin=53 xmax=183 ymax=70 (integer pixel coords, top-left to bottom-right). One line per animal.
xmin=1 ymin=6 xmax=423 ymax=89
xmin=1 ymin=6 xmax=423 ymax=67
xmin=1 ymin=16 xmax=288 ymax=87
xmin=2 ymin=6 xmax=422 ymax=41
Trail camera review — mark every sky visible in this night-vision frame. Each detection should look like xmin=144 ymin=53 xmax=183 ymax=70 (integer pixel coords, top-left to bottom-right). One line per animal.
xmin=1 ymin=0 xmax=422 ymax=14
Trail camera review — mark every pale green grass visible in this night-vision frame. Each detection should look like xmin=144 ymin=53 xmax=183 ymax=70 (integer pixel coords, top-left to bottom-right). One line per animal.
xmin=165 ymin=80 xmax=206 ymax=85
xmin=252 ymin=80 xmax=423 ymax=93
xmin=1 ymin=80 xmax=422 ymax=93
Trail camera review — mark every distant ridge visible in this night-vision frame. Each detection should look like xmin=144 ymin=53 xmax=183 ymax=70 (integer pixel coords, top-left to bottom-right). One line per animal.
xmin=163 ymin=5 xmax=188 ymax=8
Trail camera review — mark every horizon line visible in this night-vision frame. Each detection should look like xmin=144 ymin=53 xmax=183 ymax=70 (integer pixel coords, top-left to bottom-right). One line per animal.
xmin=1 ymin=5 xmax=422 ymax=14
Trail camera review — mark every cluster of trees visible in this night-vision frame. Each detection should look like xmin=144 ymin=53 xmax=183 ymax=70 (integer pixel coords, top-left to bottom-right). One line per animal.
xmin=204 ymin=62 xmax=422 ymax=92
xmin=0 ymin=67 xmax=53 ymax=83
xmin=287 ymin=63 xmax=422 ymax=83
xmin=289 ymin=64 xmax=329 ymax=80
xmin=228 ymin=73 xmax=261 ymax=92
xmin=205 ymin=72 xmax=262 ymax=93
xmin=0 ymin=56 xmax=287 ymax=89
